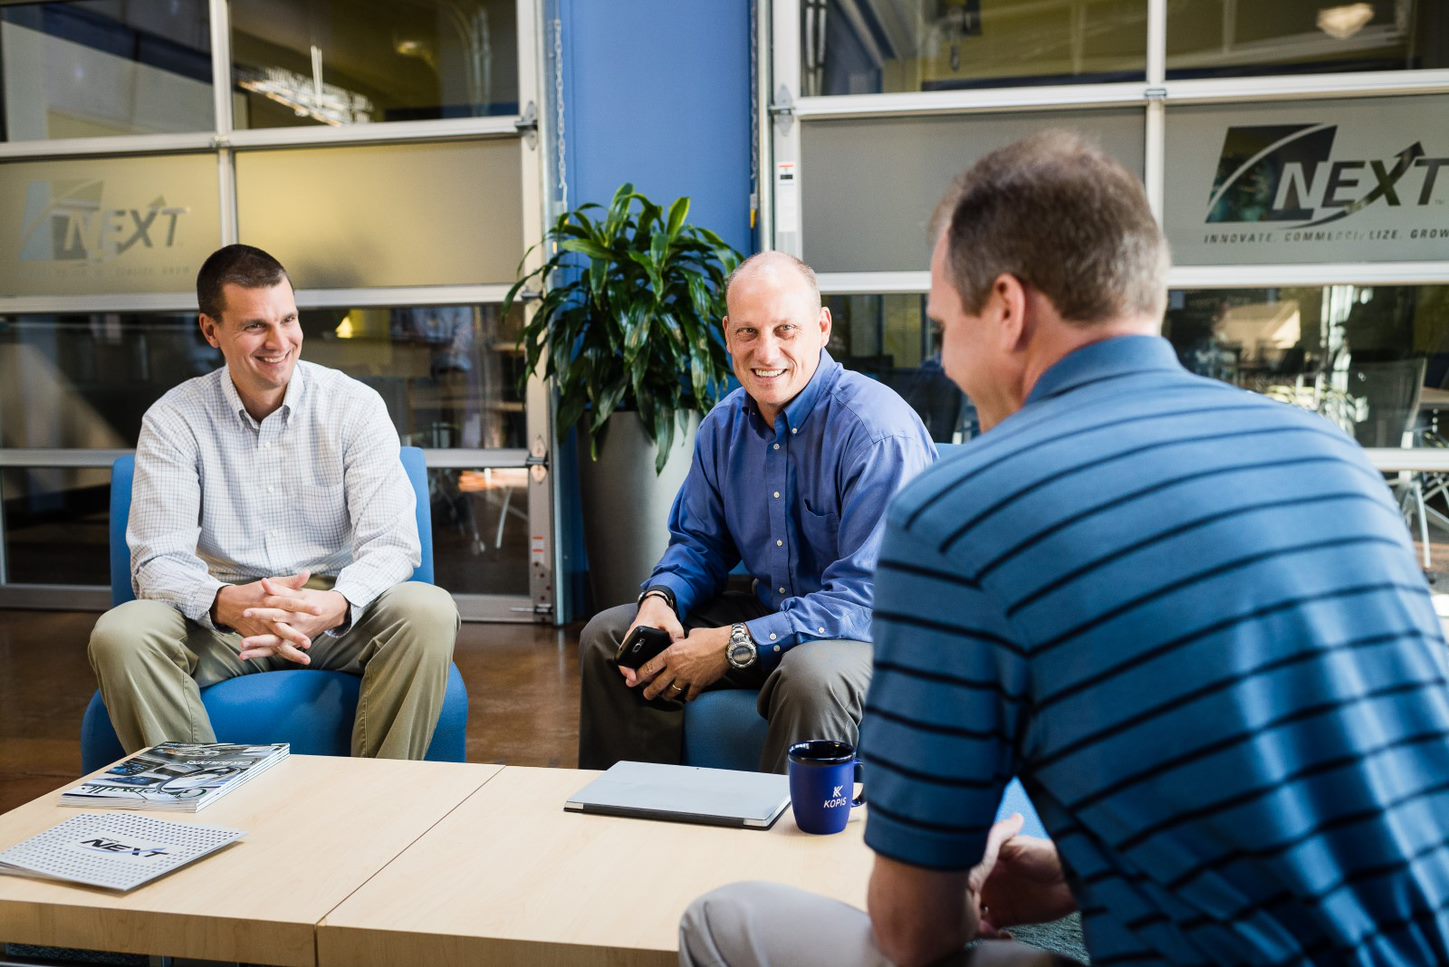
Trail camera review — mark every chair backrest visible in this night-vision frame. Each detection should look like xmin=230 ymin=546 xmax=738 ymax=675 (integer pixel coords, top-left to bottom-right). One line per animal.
xmin=1347 ymin=357 xmax=1427 ymax=448
xmin=882 ymin=366 xmax=967 ymax=442
xmin=109 ymin=445 xmax=433 ymax=605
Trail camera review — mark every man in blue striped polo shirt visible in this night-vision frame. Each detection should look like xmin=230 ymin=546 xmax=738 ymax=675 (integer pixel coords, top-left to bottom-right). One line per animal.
xmin=680 ymin=132 xmax=1449 ymax=965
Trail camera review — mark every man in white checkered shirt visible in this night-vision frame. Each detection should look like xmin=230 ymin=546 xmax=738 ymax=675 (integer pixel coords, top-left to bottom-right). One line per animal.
xmin=88 ymin=244 xmax=459 ymax=759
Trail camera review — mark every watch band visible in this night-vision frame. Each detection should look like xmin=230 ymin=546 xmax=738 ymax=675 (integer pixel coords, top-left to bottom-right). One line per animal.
xmin=636 ymin=587 xmax=676 ymax=612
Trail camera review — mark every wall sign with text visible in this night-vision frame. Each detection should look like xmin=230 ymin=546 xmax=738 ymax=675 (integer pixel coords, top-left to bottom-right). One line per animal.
xmin=0 ymin=154 xmax=220 ymax=298
xmin=1164 ymin=94 xmax=1449 ymax=266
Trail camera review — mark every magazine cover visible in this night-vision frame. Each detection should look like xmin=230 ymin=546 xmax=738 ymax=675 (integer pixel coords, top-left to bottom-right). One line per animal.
xmin=0 ymin=812 xmax=244 ymax=891
xmin=60 ymin=742 xmax=289 ymax=812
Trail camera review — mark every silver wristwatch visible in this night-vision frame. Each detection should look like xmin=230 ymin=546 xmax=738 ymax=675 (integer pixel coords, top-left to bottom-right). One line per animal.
xmin=726 ymin=622 xmax=758 ymax=670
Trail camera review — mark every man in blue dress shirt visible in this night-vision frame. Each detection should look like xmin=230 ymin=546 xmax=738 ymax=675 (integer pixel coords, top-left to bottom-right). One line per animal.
xmin=577 ymin=251 xmax=937 ymax=773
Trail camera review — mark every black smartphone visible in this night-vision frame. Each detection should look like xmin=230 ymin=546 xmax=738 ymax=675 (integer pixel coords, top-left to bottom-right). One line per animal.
xmin=615 ymin=625 xmax=672 ymax=670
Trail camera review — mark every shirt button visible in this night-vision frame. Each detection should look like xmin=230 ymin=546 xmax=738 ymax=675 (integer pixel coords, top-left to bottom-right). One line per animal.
xmin=267 ymin=485 xmax=276 ymax=494
xmin=769 ymin=633 xmax=778 ymax=641
xmin=773 ymin=645 xmax=781 ymax=652
xmin=772 ymin=443 xmax=780 ymax=450
xmin=791 ymin=427 xmax=798 ymax=434
xmin=775 ymin=539 xmax=783 ymax=547
xmin=818 ymin=626 xmax=826 ymax=634
xmin=773 ymin=491 xmax=780 ymax=499
xmin=778 ymin=587 xmax=786 ymax=594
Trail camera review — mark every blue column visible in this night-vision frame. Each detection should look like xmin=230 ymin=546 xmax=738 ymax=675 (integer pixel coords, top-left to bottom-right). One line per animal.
xmin=559 ymin=0 xmax=753 ymax=254
xmin=553 ymin=0 xmax=753 ymax=620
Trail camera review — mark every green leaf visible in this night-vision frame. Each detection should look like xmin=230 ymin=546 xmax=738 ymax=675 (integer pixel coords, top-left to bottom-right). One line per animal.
xmin=653 ymin=407 xmax=675 ymax=474
xmin=560 ymin=238 xmax=612 ymax=261
xmin=513 ymin=182 xmax=742 ymax=460
xmin=666 ymin=197 xmax=690 ymax=240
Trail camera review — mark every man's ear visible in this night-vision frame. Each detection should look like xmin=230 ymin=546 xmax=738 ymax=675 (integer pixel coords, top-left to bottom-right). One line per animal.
xmin=199 ymin=313 xmax=221 ymax=349
xmin=993 ymin=274 xmax=1029 ymax=351
xmin=817 ymin=305 xmax=833 ymax=342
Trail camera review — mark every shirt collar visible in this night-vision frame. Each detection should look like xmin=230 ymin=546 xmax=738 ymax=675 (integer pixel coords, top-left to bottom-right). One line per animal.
xmin=217 ymin=361 xmax=305 ymax=426
xmin=780 ymin=349 xmax=840 ymax=432
xmin=1027 ymin=335 xmax=1182 ymax=405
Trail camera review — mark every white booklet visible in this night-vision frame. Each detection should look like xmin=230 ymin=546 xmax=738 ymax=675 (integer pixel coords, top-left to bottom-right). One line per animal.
xmin=0 ymin=812 xmax=244 ymax=892
xmin=60 ymin=742 xmax=289 ymax=812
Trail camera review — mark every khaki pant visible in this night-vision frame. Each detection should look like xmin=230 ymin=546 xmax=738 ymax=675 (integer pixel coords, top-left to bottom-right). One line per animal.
xmin=578 ymin=592 xmax=873 ymax=774
xmin=679 ymin=882 xmax=1080 ymax=967
xmin=88 ymin=582 xmax=459 ymax=760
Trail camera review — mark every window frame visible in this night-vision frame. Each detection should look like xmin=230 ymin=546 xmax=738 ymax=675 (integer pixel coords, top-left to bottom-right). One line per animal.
xmin=0 ymin=0 xmax=557 ymax=622
xmin=765 ymin=0 xmax=1449 ymax=475
xmin=768 ymin=0 xmax=1449 ymax=293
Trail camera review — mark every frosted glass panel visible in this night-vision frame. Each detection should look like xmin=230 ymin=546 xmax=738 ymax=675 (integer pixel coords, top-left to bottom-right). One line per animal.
xmin=799 ymin=110 xmax=1144 ymax=273
xmin=234 ymin=140 xmax=524 ymax=287
xmin=0 ymin=153 xmax=221 ymax=297
xmin=0 ymin=1 xmax=213 ymax=142
xmin=1164 ymin=95 xmax=1449 ymax=266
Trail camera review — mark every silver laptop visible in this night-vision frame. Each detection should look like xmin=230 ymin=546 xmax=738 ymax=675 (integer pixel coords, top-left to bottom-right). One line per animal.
xmin=564 ymin=761 xmax=791 ymax=829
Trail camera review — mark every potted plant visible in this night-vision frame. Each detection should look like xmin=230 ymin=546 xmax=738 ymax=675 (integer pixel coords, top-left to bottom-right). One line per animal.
xmin=504 ymin=183 xmax=742 ymax=607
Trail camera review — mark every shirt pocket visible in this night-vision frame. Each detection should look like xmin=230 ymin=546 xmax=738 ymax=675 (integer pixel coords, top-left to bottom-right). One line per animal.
xmin=798 ymin=503 xmax=840 ymax=576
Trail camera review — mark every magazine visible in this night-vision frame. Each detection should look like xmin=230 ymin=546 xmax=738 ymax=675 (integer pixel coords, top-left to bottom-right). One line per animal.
xmin=0 ymin=812 xmax=244 ymax=892
xmin=60 ymin=742 xmax=289 ymax=813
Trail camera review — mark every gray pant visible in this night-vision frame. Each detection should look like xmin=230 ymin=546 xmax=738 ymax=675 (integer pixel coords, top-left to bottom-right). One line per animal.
xmin=679 ymin=882 xmax=1075 ymax=967
xmin=578 ymin=592 xmax=872 ymax=773
xmin=88 ymin=581 xmax=459 ymax=760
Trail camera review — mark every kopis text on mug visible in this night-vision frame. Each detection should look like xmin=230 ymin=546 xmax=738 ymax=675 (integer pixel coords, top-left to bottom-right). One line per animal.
xmin=788 ymin=739 xmax=865 ymax=835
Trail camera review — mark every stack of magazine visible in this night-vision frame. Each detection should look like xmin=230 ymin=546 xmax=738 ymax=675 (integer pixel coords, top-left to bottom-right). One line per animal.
xmin=60 ymin=742 xmax=289 ymax=813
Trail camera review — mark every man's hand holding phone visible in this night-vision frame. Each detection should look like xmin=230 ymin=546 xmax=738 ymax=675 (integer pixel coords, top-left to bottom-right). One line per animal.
xmin=618 ymin=594 xmax=684 ymax=686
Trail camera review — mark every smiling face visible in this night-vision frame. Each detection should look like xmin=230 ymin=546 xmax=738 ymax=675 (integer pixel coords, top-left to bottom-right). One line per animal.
xmin=199 ymin=280 xmax=302 ymax=421
xmin=723 ymin=262 xmax=832 ymax=426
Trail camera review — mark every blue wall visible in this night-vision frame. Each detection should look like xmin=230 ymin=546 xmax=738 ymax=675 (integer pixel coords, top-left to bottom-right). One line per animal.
xmin=554 ymin=0 xmax=754 ymax=620
xmin=559 ymin=0 xmax=753 ymax=255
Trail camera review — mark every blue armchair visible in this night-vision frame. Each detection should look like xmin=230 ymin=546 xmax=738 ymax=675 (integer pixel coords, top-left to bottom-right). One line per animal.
xmin=80 ymin=446 xmax=468 ymax=772
xmin=681 ymin=442 xmax=1048 ymax=838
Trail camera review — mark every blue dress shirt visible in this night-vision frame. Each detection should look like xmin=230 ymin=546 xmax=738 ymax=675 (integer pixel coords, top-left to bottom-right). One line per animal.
xmin=645 ymin=351 xmax=936 ymax=666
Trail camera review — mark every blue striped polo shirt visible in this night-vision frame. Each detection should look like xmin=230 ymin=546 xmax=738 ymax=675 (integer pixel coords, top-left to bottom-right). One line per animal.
xmin=861 ymin=335 xmax=1449 ymax=965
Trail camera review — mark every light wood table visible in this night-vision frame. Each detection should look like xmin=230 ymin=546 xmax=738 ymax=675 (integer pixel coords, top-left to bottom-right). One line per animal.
xmin=0 ymin=756 xmax=500 ymax=966
xmin=317 ymin=765 xmax=875 ymax=967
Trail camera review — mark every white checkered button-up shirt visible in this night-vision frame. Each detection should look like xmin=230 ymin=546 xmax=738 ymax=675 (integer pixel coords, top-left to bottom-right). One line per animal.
xmin=128 ymin=360 xmax=421 ymax=631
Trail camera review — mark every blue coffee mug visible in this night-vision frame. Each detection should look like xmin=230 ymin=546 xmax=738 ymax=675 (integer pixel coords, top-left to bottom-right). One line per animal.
xmin=788 ymin=739 xmax=865 ymax=835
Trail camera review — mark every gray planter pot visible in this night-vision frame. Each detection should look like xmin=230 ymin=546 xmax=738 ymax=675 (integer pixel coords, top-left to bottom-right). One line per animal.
xmin=578 ymin=411 xmax=698 ymax=610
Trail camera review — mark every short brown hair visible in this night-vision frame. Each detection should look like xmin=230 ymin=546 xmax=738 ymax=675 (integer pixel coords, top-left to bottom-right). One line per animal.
xmin=196 ymin=244 xmax=291 ymax=321
xmin=936 ymin=130 xmax=1168 ymax=325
